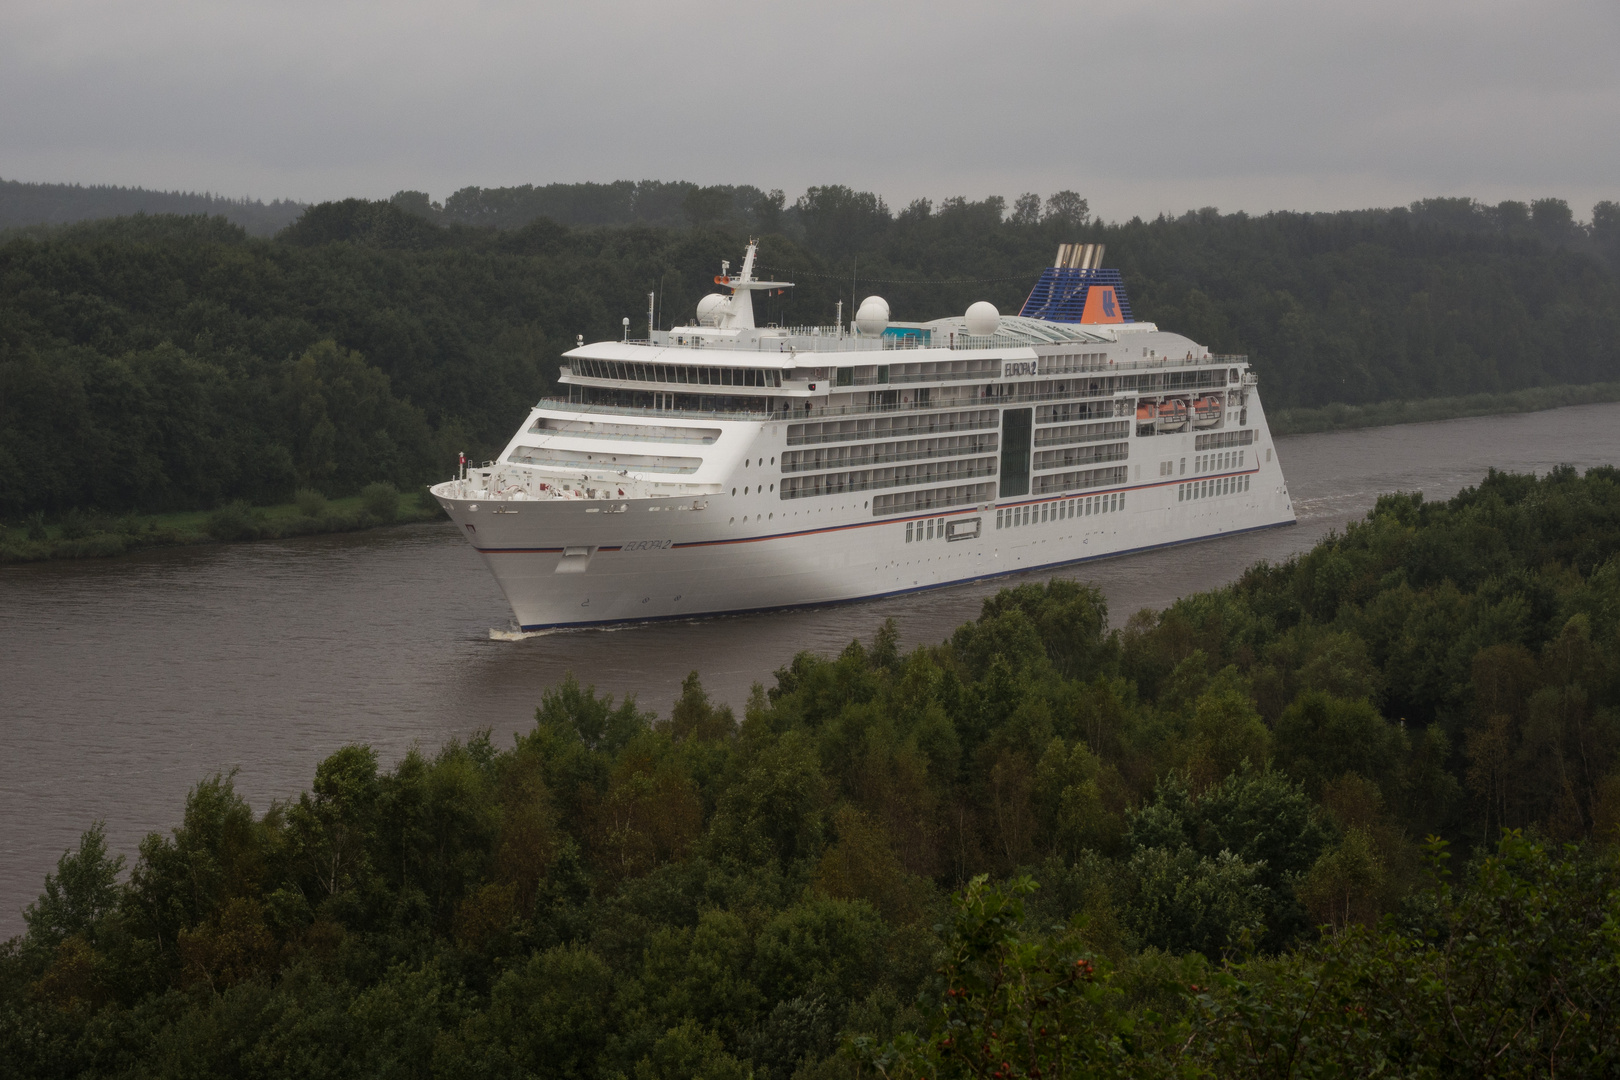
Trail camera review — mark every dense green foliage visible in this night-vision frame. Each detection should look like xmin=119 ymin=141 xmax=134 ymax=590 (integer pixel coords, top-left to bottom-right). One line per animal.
xmin=0 ymin=485 xmax=443 ymax=564
xmin=4 ymin=185 xmax=1620 ymax=522
xmin=1269 ymin=379 xmax=1620 ymax=435
xmin=6 ymin=467 xmax=1620 ymax=1077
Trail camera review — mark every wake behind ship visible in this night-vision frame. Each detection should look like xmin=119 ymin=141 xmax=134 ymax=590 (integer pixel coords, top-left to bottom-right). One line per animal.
xmin=432 ymin=243 xmax=1295 ymax=629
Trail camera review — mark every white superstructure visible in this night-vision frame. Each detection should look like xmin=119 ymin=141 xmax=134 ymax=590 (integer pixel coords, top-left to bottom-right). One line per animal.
xmin=432 ymin=242 xmax=1295 ymax=630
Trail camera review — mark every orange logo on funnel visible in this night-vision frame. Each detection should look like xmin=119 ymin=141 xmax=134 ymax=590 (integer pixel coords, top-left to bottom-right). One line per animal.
xmin=1080 ymin=286 xmax=1123 ymax=324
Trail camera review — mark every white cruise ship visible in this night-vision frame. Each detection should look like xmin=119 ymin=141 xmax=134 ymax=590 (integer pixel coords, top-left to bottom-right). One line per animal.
xmin=431 ymin=242 xmax=1295 ymax=630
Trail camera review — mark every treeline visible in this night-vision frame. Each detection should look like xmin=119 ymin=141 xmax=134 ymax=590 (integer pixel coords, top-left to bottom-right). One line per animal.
xmin=0 ymin=178 xmax=306 ymax=237
xmin=396 ymin=181 xmax=787 ymax=233
xmin=3 ymin=186 xmax=1620 ymax=520
xmin=6 ymin=467 xmax=1620 ymax=1076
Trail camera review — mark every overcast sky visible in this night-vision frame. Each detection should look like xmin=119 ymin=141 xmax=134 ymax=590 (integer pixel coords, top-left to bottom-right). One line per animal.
xmin=3 ymin=0 xmax=1617 ymax=221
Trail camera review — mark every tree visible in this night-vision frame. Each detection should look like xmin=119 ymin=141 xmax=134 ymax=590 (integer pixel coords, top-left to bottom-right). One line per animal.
xmin=23 ymin=822 xmax=125 ymax=953
xmin=854 ymin=875 xmax=1192 ymax=1080
xmin=488 ymin=944 xmax=617 ymax=1078
xmin=1042 ymin=190 xmax=1089 ymax=229
xmin=1010 ymin=193 xmax=1042 ymax=226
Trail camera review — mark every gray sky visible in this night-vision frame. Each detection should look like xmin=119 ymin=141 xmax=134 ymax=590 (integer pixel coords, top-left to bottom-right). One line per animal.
xmin=4 ymin=0 xmax=1617 ymax=221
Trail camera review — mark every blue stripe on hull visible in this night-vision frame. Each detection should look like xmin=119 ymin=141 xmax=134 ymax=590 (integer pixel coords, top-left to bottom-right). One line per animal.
xmin=512 ymin=516 xmax=1297 ymax=632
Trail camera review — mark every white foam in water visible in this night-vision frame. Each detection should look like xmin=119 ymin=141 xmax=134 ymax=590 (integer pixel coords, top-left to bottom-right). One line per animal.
xmin=489 ymin=626 xmax=555 ymax=641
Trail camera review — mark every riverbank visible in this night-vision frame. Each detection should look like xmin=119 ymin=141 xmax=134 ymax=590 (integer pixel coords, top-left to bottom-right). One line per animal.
xmin=0 ymin=487 xmax=446 ymax=564
xmin=1269 ymin=380 xmax=1620 ymax=435
xmin=9 ymin=383 xmax=1620 ymax=564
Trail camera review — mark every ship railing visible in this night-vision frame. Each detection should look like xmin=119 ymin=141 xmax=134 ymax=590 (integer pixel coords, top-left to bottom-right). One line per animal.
xmin=540 ymin=388 xmax=1121 ymax=423
xmin=624 ymin=328 xmax=1228 ymax=355
xmin=537 ymin=398 xmax=778 ymax=422
xmin=781 ymin=445 xmax=1001 ymax=473
xmin=570 ymin=351 xmax=1250 ymax=383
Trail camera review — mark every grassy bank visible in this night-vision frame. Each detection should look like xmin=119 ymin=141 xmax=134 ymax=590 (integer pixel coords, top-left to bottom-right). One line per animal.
xmin=0 ymin=485 xmax=446 ymax=564
xmin=1270 ymin=380 xmax=1620 ymax=435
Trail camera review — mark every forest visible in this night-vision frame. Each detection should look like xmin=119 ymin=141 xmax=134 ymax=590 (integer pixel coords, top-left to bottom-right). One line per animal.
xmin=6 ymin=466 xmax=1620 ymax=1077
xmin=3 ymin=185 xmax=1620 ymax=523
xmin=0 ymin=178 xmax=306 ymax=236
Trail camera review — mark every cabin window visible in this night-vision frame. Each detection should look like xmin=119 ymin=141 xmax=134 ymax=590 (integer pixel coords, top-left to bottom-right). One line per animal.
xmin=906 ymin=521 xmax=914 ymax=542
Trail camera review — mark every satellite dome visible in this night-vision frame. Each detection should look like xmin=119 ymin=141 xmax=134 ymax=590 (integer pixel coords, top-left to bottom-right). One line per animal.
xmin=965 ymin=300 xmax=1000 ymax=338
xmin=854 ymin=295 xmax=890 ymax=336
xmin=696 ymin=293 xmax=730 ymax=326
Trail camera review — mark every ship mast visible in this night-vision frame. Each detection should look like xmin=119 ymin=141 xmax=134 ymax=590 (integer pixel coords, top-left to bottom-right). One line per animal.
xmin=713 ymin=241 xmax=792 ymax=329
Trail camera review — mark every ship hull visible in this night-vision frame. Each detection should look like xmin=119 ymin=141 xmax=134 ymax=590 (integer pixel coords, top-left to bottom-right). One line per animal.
xmin=436 ymin=462 xmax=1294 ymax=630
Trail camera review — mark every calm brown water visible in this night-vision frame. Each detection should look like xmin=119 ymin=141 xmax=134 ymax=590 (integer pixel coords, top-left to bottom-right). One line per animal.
xmin=5 ymin=402 xmax=1620 ymax=934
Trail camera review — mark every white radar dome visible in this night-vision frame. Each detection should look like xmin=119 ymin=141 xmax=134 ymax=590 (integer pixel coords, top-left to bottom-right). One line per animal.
xmin=854 ymin=295 xmax=890 ymax=336
xmin=696 ymin=293 xmax=730 ymax=326
xmin=965 ymin=300 xmax=1001 ymax=338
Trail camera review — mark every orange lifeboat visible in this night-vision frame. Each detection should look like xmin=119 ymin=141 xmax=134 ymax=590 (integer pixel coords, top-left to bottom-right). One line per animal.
xmin=1155 ymin=397 xmax=1189 ymax=432
xmin=1192 ymin=395 xmax=1223 ymax=428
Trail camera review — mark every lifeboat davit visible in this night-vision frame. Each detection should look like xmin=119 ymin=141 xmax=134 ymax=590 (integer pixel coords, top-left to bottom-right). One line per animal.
xmin=1155 ymin=397 xmax=1189 ymax=432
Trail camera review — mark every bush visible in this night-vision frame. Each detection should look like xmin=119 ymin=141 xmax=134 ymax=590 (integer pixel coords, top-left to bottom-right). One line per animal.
xmin=26 ymin=511 xmax=47 ymax=540
xmin=360 ymin=482 xmax=399 ymax=522
xmin=295 ymin=488 xmax=329 ymax=518
xmin=206 ymin=501 xmax=262 ymax=541
xmin=58 ymin=508 xmax=92 ymax=540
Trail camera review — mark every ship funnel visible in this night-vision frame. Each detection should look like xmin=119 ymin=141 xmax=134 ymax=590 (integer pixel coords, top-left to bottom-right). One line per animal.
xmin=1019 ymin=245 xmax=1134 ymax=323
xmin=1054 ymin=243 xmax=1107 ymax=270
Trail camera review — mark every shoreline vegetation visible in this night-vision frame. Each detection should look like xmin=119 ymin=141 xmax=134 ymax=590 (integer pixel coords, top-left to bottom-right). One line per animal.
xmin=1269 ymin=379 xmax=1620 ymax=435
xmin=0 ymin=483 xmax=446 ymax=564
xmin=8 ymin=467 xmax=1620 ymax=1076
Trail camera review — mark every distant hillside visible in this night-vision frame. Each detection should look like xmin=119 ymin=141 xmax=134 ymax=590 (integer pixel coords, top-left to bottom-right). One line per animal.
xmin=0 ymin=177 xmax=306 ymax=236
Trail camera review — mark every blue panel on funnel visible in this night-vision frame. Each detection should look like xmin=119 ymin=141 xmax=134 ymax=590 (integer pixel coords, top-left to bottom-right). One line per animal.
xmin=1018 ymin=268 xmax=1136 ymax=323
